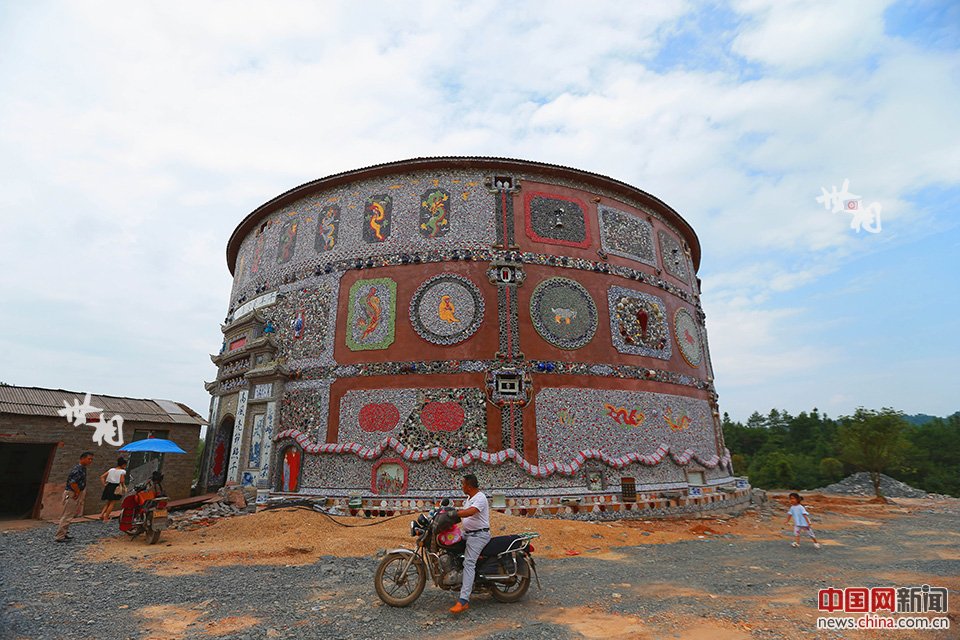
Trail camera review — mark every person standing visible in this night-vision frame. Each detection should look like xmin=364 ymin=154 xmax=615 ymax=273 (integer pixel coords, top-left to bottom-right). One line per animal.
xmin=98 ymin=457 xmax=127 ymax=522
xmin=450 ymin=473 xmax=490 ymax=614
xmin=55 ymin=451 xmax=94 ymax=542
xmin=784 ymin=492 xmax=821 ymax=549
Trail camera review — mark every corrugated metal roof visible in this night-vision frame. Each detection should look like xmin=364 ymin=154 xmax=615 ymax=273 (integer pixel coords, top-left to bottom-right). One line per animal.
xmin=154 ymin=399 xmax=186 ymax=414
xmin=0 ymin=385 xmax=207 ymax=425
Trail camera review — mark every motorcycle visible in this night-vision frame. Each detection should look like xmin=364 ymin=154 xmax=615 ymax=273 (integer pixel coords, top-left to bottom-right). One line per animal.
xmin=118 ymin=481 xmax=169 ymax=545
xmin=374 ymin=499 xmax=540 ymax=607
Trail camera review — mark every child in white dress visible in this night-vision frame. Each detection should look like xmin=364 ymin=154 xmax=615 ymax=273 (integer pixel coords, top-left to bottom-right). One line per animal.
xmin=785 ymin=492 xmax=821 ymax=549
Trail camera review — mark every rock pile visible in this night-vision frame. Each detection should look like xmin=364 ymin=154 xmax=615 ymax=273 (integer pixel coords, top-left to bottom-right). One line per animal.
xmin=170 ymin=485 xmax=258 ymax=531
xmin=817 ymin=473 xmax=928 ymax=498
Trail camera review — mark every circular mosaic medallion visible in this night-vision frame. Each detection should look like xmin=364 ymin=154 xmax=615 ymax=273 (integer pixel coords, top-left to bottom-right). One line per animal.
xmin=674 ymin=308 xmax=703 ymax=366
xmin=409 ymin=274 xmax=485 ymax=345
xmin=529 ymin=277 xmax=598 ymax=350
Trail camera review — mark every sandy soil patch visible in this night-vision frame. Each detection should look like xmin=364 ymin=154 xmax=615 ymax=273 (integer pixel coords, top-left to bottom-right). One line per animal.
xmin=87 ymin=508 xmax=727 ymax=574
xmin=137 ymin=603 xmax=260 ymax=639
xmin=533 ymin=606 xmax=755 ymax=640
xmin=86 ymin=494 xmax=947 ymax=575
xmin=201 ymin=615 xmax=260 ymax=636
xmin=138 ymin=604 xmax=206 ymax=640
xmin=538 ymin=605 xmax=648 ymax=639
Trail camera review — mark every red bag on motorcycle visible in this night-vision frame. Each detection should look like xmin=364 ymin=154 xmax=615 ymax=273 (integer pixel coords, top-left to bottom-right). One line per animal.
xmin=118 ymin=493 xmax=139 ymax=532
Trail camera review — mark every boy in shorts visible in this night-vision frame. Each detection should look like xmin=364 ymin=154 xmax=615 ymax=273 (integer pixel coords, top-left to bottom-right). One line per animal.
xmin=785 ymin=492 xmax=821 ymax=549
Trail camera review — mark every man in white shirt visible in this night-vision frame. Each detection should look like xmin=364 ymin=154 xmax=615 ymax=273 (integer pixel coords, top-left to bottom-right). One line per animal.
xmin=450 ymin=473 xmax=490 ymax=614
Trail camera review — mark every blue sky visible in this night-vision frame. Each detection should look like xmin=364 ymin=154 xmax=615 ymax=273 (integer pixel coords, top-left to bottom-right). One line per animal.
xmin=0 ymin=0 xmax=957 ymax=423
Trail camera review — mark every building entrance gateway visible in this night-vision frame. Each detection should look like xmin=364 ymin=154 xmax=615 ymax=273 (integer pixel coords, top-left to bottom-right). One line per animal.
xmin=0 ymin=442 xmax=56 ymax=519
xmin=199 ymin=157 xmax=748 ymax=517
xmin=207 ymin=417 xmax=234 ymax=490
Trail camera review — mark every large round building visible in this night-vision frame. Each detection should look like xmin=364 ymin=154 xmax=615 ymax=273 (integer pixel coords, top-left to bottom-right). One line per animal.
xmin=201 ymin=157 xmax=746 ymax=516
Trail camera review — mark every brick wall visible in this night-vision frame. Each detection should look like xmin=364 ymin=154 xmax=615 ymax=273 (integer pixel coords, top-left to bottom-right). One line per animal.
xmin=0 ymin=414 xmax=200 ymax=519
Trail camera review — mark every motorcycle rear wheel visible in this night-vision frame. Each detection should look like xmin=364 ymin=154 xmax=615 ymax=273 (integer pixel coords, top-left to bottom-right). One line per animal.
xmin=489 ymin=556 xmax=531 ymax=603
xmin=146 ymin=529 xmax=161 ymax=545
xmin=374 ymin=553 xmax=426 ymax=607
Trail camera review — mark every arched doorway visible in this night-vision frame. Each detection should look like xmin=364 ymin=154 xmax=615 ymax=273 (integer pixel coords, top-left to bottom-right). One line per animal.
xmin=208 ymin=416 xmax=234 ymax=490
xmin=278 ymin=445 xmax=301 ymax=493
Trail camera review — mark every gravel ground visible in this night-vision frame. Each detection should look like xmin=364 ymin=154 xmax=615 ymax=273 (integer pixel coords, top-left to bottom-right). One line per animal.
xmin=2 ymin=500 xmax=958 ymax=640
xmin=816 ymin=473 xmax=930 ymax=498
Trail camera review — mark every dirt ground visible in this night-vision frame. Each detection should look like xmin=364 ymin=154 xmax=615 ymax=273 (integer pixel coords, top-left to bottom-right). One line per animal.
xmin=4 ymin=492 xmax=957 ymax=640
xmin=86 ymin=493 xmax=914 ymax=576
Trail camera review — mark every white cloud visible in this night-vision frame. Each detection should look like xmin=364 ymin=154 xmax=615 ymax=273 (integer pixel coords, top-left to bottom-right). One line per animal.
xmin=731 ymin=0 xmax=893 ymax=70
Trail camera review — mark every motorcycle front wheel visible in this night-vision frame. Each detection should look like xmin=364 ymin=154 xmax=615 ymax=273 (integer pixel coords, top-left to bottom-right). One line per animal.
xmin=489 ymin=556 xmax=531 ymax=603
xmin=374 ymin=553 xmax=426 ymax=607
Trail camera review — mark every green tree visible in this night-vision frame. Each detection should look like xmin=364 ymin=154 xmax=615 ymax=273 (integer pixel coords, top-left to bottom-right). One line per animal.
xmin=731 ymin=453 xmax=748 ymax=474
xmin=746 ymin=411 xmax=767 ymax=429
xmin=723 ymin=418 xmax=768 ymax=458
xmin=901 ymin=413 xmax=960 ymax=496
xmin=819 ymin=457 xmax=844 ymax=482
xmin=748 ymin=451 xmax=795 ymax=489
xmin=838 ymin=408 xmax=911 ymax=497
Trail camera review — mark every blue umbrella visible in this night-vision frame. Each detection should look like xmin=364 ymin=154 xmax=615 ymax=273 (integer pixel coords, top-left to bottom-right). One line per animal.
xmin=119 ymin=438 xmax=187 ymax=454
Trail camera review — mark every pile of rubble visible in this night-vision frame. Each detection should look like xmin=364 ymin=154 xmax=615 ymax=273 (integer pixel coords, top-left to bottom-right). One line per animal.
xmin=817 ymin=472 xmax=929 ymax=498
xmin=169 ymin=485 xmax=258 ymax=531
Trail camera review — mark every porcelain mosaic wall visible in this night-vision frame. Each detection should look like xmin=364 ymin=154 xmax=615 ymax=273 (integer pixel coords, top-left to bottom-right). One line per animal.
xmin=607 ymin=285 xmax=672 ymax=359
xmin=226 ymin=170 xmax=700 ymax=306
xmin=263 ymin=279 xmax=337 ymax=362
xmin=277 ymin=220 xmax=298 ymax=264
xmin=524 ymin=191 xmax=591 ymax=248
xmin=227 ymin=389 xmax=249 ymax=483
xmin=419 ymin=188 xmax=451 ymax=238
xmin=372 ymin=458 xmax=408 ymax=495
xmin=257 ymin=400 xmax=277 ymax=484
xmin=409 ymin=273 xmax=485 ymax=345
xmin=346 ymin=277 xmax=396 ymax=351
xmin=290 ymin=441 xmax=723 ymax=495
xmin=363 ymin=195 xmax=393 ymax=243
xmin=529 ymin=277 xmax=598 ymax=350
xmin=673 ymin=308 xmax=703 ymax=367
xmin=279 ymin=379 xmax=333 ymax=439
xmin=658 ymin=229 xmax=690 ymax=283
xmin=535 ymin=387 xmax=714 ymax=463
xmin=216 ymin=163 xmax=733 ymax=501
xmin=230 ymin=171 xmax=496 ymax=297
xmin=598 ymin=206 xmax=656 ymax=266
xmin=338 ymin=388 xmax=487 ymax=457
xmin=314 ymin=205 xmax=339 ymax=253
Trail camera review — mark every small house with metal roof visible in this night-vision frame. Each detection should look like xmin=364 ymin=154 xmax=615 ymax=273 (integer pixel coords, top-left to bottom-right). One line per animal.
xmin=0 ymin=384 xmax=206 ymax=520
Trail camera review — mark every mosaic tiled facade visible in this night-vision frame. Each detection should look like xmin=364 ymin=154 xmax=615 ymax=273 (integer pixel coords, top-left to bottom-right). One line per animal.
xmin=409 ymin=274 xmax=485 ymax=345
xmin=534 ymin=388 xmax=713 ymax=462
xmin=599 ymin=206 xmax=656 ymax=266
xmin=524 ymin=192 xmax=591 ymax=248
xmin=530 ymin=277 xmax=598 ymax=350
xmin=346 ymin=277 xmax=396 ymax=351
xmin=201 ymin=158 xmax=736 ymax=507
xmin=674 ymin=308 xmax=704 ymax=367
xmin=607 ymin=286 xmax=672 ymax=359
xmin=658 ymin=229 xmax=690 ymax=283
